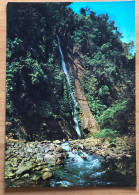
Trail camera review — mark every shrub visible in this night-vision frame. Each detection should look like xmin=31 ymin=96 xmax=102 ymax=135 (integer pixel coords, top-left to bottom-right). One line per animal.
xmin=93 ymin=128 xmax=119 ymax=142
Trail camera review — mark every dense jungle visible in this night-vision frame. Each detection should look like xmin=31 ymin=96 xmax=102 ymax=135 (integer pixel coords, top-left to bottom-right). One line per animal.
xmin=5 ymin=3 xmax=136 ymax=187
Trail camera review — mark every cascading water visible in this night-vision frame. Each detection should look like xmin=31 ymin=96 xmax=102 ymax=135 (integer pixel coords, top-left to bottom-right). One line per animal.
xmin=57 ymin=35 xmax=81 ymax=138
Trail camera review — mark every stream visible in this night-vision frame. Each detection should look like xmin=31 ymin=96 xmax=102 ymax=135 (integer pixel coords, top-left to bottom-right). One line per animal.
xmin=48 ymin=142 xmax=115 ymax=187
xmin=5 ymin=141 xmax=136 ymax=187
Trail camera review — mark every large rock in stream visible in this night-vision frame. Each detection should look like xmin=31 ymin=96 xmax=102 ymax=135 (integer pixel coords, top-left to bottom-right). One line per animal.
xmin=44 ymin=154 xmax=56 ymax=165
xmin=16 ymin=161 xmax=37 ymax=175
xmin=42 ymin=171 xmax=53 ymax=180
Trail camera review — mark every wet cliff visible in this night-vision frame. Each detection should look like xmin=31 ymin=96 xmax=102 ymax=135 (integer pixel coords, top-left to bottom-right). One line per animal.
xmin=66 ymin=47 xmax=100 ymax=137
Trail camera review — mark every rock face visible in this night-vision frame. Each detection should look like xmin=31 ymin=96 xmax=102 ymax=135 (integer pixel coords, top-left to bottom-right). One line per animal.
xmin=67 ymin=48 xmax=100 ymax=137
xmin=45 ymin=118 xmax=78 ymax=140
xmin=75 ymin=78 xmax=100 ymax=136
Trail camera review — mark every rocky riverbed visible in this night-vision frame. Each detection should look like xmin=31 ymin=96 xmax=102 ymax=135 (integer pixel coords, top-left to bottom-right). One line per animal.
xmin=5 ymin=140 xmax=68 ymax=187
xmin=69 ymin=136 xmax=135 ymax=158
xmin=69 ymin=136 xmax=136 ymax=187
xmin=5 ymin=136 xmax=136 ymax=187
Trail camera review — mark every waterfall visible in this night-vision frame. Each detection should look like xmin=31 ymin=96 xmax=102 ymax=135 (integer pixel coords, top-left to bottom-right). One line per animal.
xmin=57 ymin=36 xmax=81 ymax=138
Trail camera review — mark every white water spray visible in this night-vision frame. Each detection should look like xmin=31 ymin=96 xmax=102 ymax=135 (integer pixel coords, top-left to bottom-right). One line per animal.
xmin=57 ymin=36 xmax=81 ymax=138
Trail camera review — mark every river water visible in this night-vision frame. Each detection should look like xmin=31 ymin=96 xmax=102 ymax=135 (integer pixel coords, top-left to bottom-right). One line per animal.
xmin=48 ymin=142 xmax=136 ymax=187
xmin=5 ymin=141 xmax=136 ymax=187
xmin=48 ymin=143 xmax=115 ymax=187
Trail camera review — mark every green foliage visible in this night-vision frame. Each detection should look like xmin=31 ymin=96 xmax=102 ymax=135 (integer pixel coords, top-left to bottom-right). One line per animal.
xmin=93 ymin=128 xmax=119 ymax=142
xmin=98 ymin=98 xmax=135 ymax=135
xmin=6 ymin=3 xmax=135 ymax=140
xmin=77 ymin=11 xmax=135 ymax=133
xmin=76 ymin=102 xmax=83 ymax=126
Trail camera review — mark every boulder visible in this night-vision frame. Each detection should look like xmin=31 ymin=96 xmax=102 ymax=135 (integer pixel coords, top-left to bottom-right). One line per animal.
xmin=27 ymin=148 xmax=33 ymax=153
xmin=32 ymin=174 xmax=41 ymax=181
xmin=5 ymin=164 xmax=13 ymax=172
xmin=5 ymin=171 xmax=15 ymax=178
xmin=53 ymin=140 xmax=61 ymax=144
xmin=23 ymin=173 xmax=30 ymax=178
xmin=39 ymin=146 xmax=45 ymax=153
xmin=48 ymin=144 xmax=56 ymax=151
xmin=44 ymin=154 xmax=56 ymax=165
xmin=41 ymin=168 xmax=50 ymax=172
xmin=78 ymin=143 xmax=83 ymax=149
xmin=12 ymin=167 xmax=18 ymax=171
xmin=19 ymin=152 xmax=25 ymax=157
xmin=83 ymin=144 xmax=91 ymax=150
xmin=56 ymin=153 xmax=64 ymax=159
xmin=16 ymin=161 xmax=36 ymax=175
xmin=29 ymin=143 xmax=35 ymax=149
xmin=36 ymin=153 xmax=44 ymax=161
xmin=42 ymin=171 xmax=53 ymax=180
xmin=35 ymin=166 xmax=43 ymax=171
xmin=51 ymin=153 xmax=58 ymax=160
xmin=5 ymin=161 xmax=12 ymax=166
xmin=55 ymin=145 xmax=65 ymax=153
xmin=91 ymin=147 xmax=97 ymax=153
xmin=56 ymin=158 xmax=62 ymax=165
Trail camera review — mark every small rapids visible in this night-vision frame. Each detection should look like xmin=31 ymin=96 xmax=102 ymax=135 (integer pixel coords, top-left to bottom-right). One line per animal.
xmin=49 ymin=142 xmax=113 ymax=187
xmin=5 ymin=141 xmax=135 ymax=187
